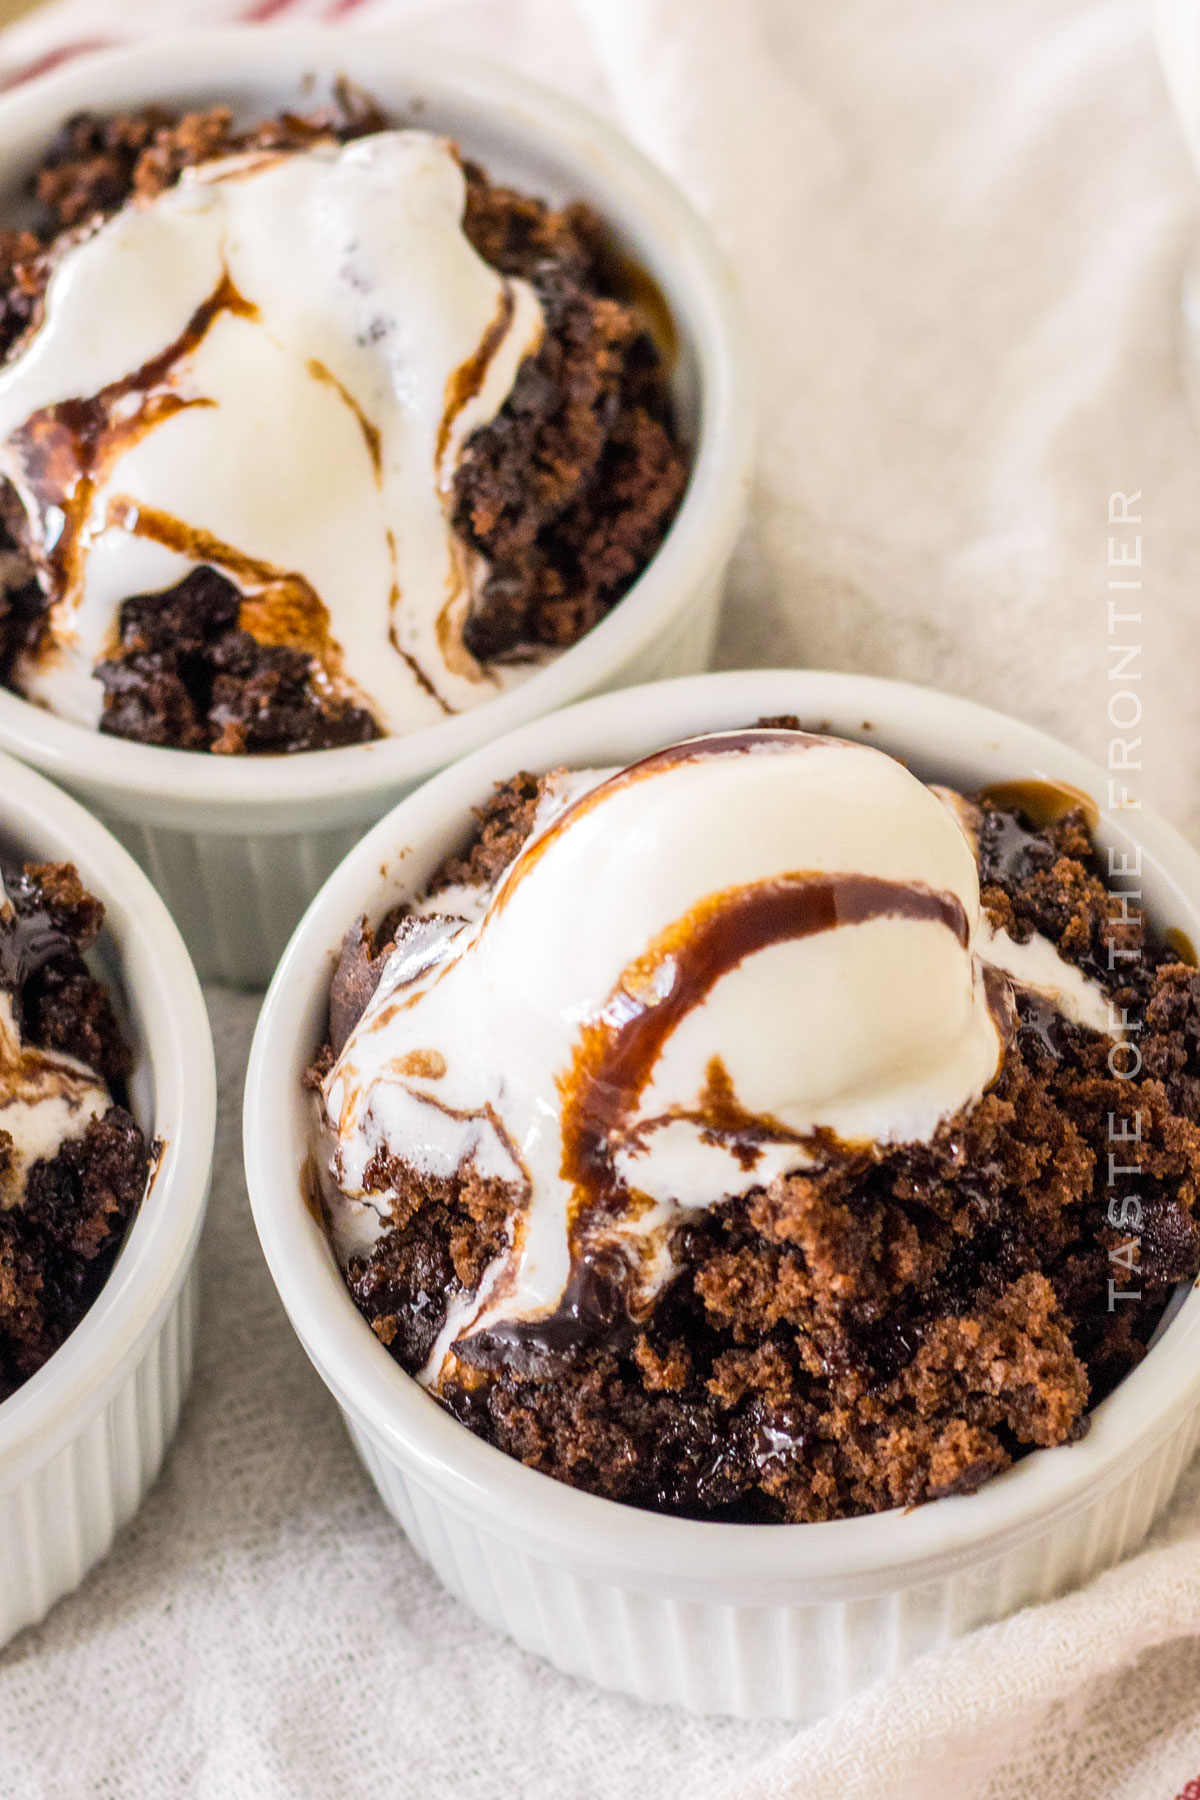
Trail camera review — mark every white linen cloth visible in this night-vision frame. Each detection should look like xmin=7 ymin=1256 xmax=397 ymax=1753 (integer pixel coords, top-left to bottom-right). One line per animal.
xmin=0 ymin=0 xmax=1199 ymax=1794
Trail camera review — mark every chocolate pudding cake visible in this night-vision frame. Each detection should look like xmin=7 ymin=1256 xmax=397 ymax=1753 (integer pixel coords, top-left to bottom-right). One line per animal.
xmin=309 ymin=724 xmax=1200 ymax=1522
xmin=0 ymin=857 xmax=150 ymax=1398
xmin=0 ymin=89 xmax=687 ymax=753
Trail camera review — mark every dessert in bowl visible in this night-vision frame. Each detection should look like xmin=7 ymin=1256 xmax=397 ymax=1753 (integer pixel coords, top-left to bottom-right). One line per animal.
xmin=0 ymin=29 xmax=750 ymax=982
xmin=0 ymin=89 xmax=685 ymax=750
xmin=0 ymin=748 xmax=213 ymax=1647
xmin=246 ymin=670 xmax=1200 ymax=1718
xmin=311 ymin=723 xmax=1197 ymax=1523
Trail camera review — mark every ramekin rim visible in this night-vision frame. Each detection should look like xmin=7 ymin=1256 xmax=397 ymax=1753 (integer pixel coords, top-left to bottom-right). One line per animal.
xmin=244 ymin=667 xmax=1200 ymax=1586
xmin=0 ymin=749 xmax=215 ymax=1485
xmin=0 ymin=27 xmax=754 ymax=814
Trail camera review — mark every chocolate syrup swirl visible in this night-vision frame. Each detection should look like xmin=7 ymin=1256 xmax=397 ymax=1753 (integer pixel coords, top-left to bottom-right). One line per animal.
xmin=625 ymin=726 xmax=827 ymax=775
xmin=558 ymin=871 xmax=969 ymax=1198
xmin=435 ymin=283 xmax=518 ymax=470
xmin=12 ymin=271 xmax=257 ymax=619
xmin=4 ymin=267 xmax=388 ymax=705
xmin=645 ymin=1054 xmax=814 ymax=1174
xmin=107 ymin=498 xmax=352 ymax=693
xmin=473 ymin=871 xmax=970 ymax=1361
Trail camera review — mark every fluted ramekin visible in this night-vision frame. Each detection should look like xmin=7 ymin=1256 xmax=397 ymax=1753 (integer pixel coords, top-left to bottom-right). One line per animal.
xmin=0 ymin=750 xmax=214 ymax=1647
xmin=245 ymin=668 xmax=1200 ymax=1720
xmin=0 ymin=28 xmax=752 ymax=986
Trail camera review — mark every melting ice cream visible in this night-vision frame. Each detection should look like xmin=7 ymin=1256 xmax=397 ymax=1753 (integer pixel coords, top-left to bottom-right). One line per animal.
xmin=317 ymin=731 xmax=1116 ymax=1382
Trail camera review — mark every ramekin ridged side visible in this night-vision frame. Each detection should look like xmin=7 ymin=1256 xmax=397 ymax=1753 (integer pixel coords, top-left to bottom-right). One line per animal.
xmin=245 ymin=669 xmax=1200 ymax=1720
xmin=0 ymin=752 xmax=214 ymax=1647
xmin=0 ymin=31 xmax=752 ymax=987
xmin=0 ymin=1267 xmax=197 ymax=1645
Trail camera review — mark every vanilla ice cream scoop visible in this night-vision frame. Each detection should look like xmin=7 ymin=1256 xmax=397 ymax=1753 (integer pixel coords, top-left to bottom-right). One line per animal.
xmin=0 ymin=130 xmax=544 ymax=733
xmin=320 ymin=730 xmax=1115 ymax=1379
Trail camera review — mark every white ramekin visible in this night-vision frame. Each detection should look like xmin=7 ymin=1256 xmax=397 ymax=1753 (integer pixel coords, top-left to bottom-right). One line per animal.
xmin=245 ymin=669 xmax=1200 ymax=1721
xmin=0 ymin=750 xmax=214 ymax=1647
xmin=0 ymin=28 xmax=753 ymax=987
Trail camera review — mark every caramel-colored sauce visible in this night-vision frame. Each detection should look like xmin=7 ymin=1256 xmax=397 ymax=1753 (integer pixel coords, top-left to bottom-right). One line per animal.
xmin=299 ymin=1154 xmax=331 ymax=1231
xmin=108 ymin=498 xmax=354 ymax=697
xmin=1164 ymin=927 xmax=1199 ymax=968
xmin=432 ymin=537 xmax=491 ymax=690
xmin=389 ymin=619 xmax=455 ymax=713
xmin=387 ymin=1049 xmax=448 ymax=1079
xmin=978 ymin=777 xmax=1099 ymax=830
xmin=9 ymin=265 xmax=457 ymax=719
xmin=382 ymin=528 xmax=455 ymax=715
xmin=145 ymin=1133 xmax=167 ymax=1197
xmin=473 ymin=870 xmax=969 ymax=1361
xmin=591 ymin=239 xmax=678 ymax=375
xmin=649 ymin=1053 xmax=814 ymax=1173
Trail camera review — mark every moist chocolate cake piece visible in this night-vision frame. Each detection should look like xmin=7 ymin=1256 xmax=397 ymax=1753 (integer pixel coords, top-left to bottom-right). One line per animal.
xmin=315 ymin=747 xmax=1200 ymax=1524
xmin=0 ymin=858 xmax=150 ymax=1399
xmin=0 ymin=99 xmax=688 ymax=753
xmin=31 ymin=87 xmax=389 ymax=238
xmin=431 ymin=768 xmax=546 ymax=890
xmin=93 ymin=566 xmax=379 ymax=755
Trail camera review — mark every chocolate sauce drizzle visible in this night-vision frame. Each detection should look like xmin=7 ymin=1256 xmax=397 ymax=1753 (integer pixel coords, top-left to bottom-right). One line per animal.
xmin=643 ymin=1054 xmax=816 ymax=1174
xmin=107 ymin=498 xmax=351 ymax=694
xmin=626 ymin=726 xmax=828 ymax=774
xmin=306 ymin=356 xmax=382 ymax=478
xmin=435 ymin=283 xmax=518 ymax=472
xmin=474 ymin=871 xmax=970 ymax=1362
xmin=12 ymin=272 xmax=256 ymax=629
xmin=978 ymin=777 xmax=1099 ymax=831
xmin=559 ymin=871 xmax=968 ymax=1185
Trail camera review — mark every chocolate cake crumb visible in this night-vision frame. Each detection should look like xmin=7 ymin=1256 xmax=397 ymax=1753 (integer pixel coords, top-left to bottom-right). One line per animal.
xmin=434 ymin=770 xmax=546 ymax=889
xmin=0 ymin=859 xmax=150 ymax=1399
xmin=319 ymin=763 xmax=1200 ymax=1523
xmin=0 ymin=100 xmax=687 ymax=752
xmin=94 ymin=566 xmax=378 ymax=754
